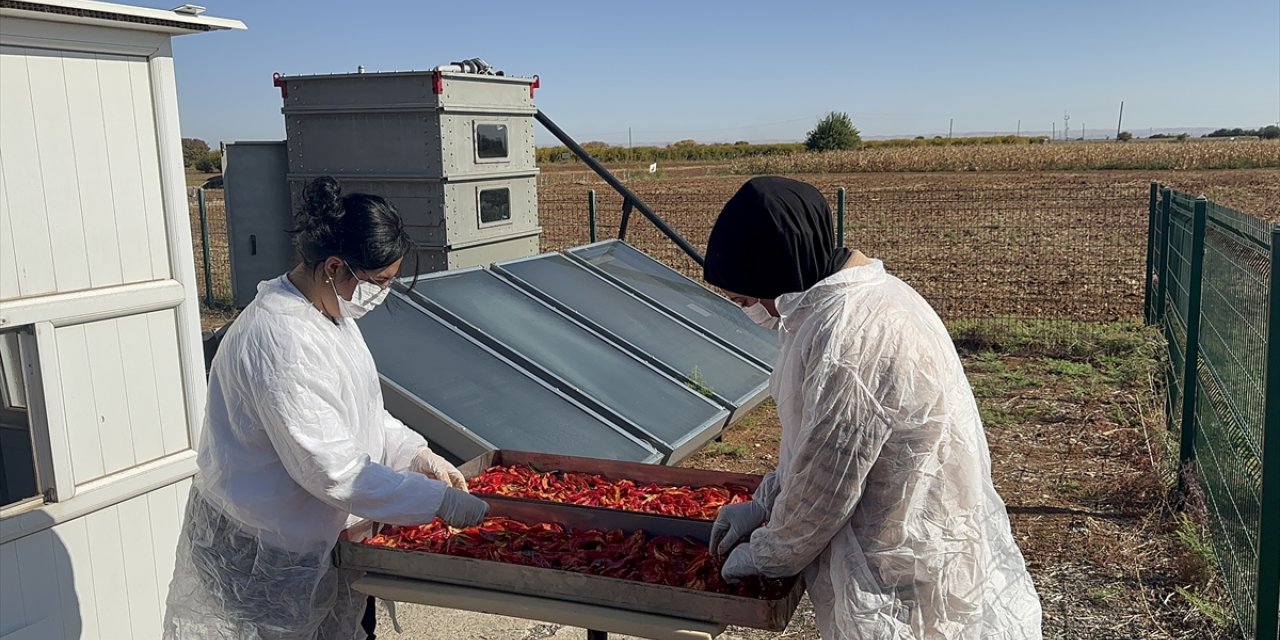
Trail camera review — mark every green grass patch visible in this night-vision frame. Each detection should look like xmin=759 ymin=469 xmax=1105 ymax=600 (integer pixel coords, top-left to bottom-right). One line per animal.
xmin=978 ymin=405 xmax=1019 ymax=427
xmin=1175 ymin=586 xmax=1234 ymax=629
xmin=702 ymin=442 xmax=751 ymax=458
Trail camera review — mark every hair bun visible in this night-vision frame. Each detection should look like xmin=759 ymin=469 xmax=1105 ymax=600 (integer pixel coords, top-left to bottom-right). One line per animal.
xmin=301 ymin=176 xmax=344 ymax=227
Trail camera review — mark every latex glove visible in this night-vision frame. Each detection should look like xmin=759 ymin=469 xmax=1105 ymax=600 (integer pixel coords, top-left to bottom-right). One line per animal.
xmin=720 ymin=542 xmax=761 ymax=584
xmin=708 ymin=500 xmax=769 ymax=556
xmin=436 ymin=487 xmax=488 ymax=528
xmin=411 ymin=447 xmax=468 ymax=490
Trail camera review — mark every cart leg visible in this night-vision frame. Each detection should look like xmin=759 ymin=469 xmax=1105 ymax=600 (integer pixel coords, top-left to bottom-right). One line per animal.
xmin=587 ymin=631 xmax=608 ymax=640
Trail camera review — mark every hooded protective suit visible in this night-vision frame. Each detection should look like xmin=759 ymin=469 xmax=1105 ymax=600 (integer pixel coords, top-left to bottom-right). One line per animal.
xmin=163 ymin=275 xmax=448 ymax=639
xmin=705 ymin=177 xmax=1042 ymax=639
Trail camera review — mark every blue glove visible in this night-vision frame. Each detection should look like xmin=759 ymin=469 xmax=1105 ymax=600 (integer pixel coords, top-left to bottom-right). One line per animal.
xmin=720 ymin=542 xmax=760 ymax=584
xmin=708 ymin=500 xmax=769 ymax=556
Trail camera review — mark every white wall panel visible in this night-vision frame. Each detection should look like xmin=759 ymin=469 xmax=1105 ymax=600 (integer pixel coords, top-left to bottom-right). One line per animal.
xmin=117 ymin=315 xmax=164 ymax=465
xmin=55 ymin=324 xmax=103 ymax=482
xmin=0 ymin=169 xmax=20 ymax=301
xmin=147 ymin=312 xmax=188 ymax=455
xmin=0 ymin=542 xmax=24 ymax=636
xmin=61 ymin=50 xmax=124 ymax=289
xmin=24 ymin=49 xmax=91 ymax=293
xmin=0 ymin=47 xmax=167 ymax=299
xmin=13 ymin=528 xmax=67 ymax=637
xmin=81 ymin=509 xmax=135 ymax=638
xmin=128 ymin=60 xmax=170 ymax=280
xmin=0 ymin=47 xmax=56 ymax=298
xmin=96 ymin=54 xmax=153 ymax=285
xmin=81 ymin=321 xmax=132 ymax=476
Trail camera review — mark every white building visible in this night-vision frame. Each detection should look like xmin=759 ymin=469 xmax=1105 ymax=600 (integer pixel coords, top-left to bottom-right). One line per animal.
xmin=0 ymin=2 xmax=243 ymax=638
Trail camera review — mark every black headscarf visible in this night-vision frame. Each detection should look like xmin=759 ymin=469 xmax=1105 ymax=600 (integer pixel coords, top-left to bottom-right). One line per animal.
xmin=703 ymin=176 xmax=850 ymax=300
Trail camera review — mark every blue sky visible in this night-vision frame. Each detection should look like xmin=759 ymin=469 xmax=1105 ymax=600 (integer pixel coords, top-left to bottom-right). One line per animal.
xmin=151 ymin=0 xmax=1279 ymax=146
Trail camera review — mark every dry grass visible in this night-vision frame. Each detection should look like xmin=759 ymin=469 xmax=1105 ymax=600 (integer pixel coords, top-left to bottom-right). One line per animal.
xmin=727 ymin=140 xmax=1280 ymax=174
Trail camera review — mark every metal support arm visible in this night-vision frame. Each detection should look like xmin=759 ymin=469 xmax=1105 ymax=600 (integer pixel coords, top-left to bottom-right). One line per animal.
xmin=535 ymin=111 xmax=705 ymax=266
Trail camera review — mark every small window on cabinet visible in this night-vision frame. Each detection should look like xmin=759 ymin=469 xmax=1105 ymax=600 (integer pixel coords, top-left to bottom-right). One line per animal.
xmin=478 ymin=188 xmax=512 ymax=226
xmin=475 ymin=123 xmax=509 ymax=162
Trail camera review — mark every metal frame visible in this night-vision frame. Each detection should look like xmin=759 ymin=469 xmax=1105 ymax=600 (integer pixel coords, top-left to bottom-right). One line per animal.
xmin=565 ymin=240 xmax=776 ymax=371
xmin=395 ymin=270 xmax=730 ymax=464
xmin=491 ymin=252 xmax=770 ymax=420
xmin=371 ymin=291 xmax=662 ymax=465
xmin=535 ymin=111 xmax=705 ymax=266
xmin=336 ymin=497 xmax=804 ymax=631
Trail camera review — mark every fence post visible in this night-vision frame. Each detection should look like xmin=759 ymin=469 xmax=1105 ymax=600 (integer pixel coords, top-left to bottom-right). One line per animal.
xmin=1177 ymin=196 xmax=1208 ymax=494
xmin=197 ymin=188 xmax=213 ymax=307
xmin=1155 ymin=188 xmax=1173 ymax=323
xmin=1255 ymin=225 xmax=1280 ymax=640
xmin=618 ymin=199 xmax=633 ymax=241
xmin=587 ymin=189 xmax=597 ymax=243
xmin=836 ymin=187 xmax=846 ymax=247
xmin=1144 ymin=182 xmax=1159 ymax=324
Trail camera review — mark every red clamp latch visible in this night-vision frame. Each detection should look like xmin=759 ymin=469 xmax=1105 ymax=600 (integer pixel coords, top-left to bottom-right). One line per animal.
xmin=530 ymin=74 xmax=540 ymax=99
xmin=272 ymin=72 xmax=287 ymax=99
xmin=432 ymin=70 xmax=444 ymax=95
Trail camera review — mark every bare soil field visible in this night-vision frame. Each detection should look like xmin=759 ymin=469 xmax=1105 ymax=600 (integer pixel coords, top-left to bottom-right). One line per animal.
xmin=538 ymin=169 xmax=1276 ymax=326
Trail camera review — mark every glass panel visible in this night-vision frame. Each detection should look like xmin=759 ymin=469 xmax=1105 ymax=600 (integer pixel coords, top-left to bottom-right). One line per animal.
xmin=497 ymin=255 xmax=768 ymax=404
xmin=0 ymin=328 xmax=38 ymax=507
xmin=479 ymin=188 xmax=511 ymax=224
xmin=570 ymin=242 xmax=779 ymax=366
xmin=475 ymin=123 xmax=508 ymax=159
xmin=359 ymin=296 xmax=657 ymax=462
xmin=409 ymin=270 xmax=721 ymax=449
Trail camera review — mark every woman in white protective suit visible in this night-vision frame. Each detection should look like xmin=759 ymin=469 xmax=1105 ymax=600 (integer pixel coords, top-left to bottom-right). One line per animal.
xmin=704 ymin=176 xmax=1042 ymax=639
xmin=163 ymin=177 xmax=489 ymax=639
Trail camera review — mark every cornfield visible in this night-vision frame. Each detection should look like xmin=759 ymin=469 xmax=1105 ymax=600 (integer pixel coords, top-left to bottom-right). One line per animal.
xmin=729 ymin=140 xmax=1280 ymax=174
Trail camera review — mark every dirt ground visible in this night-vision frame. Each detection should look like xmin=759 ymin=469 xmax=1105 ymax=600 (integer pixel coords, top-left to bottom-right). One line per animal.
xmin=537 ymin=169 xmax=1278 ymax=327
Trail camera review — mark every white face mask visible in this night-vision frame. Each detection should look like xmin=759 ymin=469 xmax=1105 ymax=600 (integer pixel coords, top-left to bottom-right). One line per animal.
xmin=742 ymin=302 xmax=780 ymax=331
xmin=331 ymin=264 xmax=390 ymax=320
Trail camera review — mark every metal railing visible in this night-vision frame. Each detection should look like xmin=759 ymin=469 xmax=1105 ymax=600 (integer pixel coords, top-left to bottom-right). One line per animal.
xmin=1145 ymin=182 xmax=1280 ymax=640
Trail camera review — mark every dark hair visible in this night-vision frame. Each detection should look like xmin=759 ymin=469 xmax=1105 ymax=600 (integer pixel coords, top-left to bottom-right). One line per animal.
xmin=293 ymin=176 xmax=412 ymax=271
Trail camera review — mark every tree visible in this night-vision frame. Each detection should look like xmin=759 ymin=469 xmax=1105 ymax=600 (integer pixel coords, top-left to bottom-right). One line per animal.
xmin=1261 ymin=125 xmax=1280 ymax=140
xmin=1117 ymin=131 xmax=1133 ymax=142
xmin=182 ymin=138 xmax=210 ymax=168
xmin=805 ymin=112 xmax=861 ymax=152
xmin=194 ymin=151 xmax=222 ymax=173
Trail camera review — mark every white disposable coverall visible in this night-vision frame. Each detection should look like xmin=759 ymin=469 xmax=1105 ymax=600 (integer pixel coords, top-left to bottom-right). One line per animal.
xmin=747 ymin=260 xmax=1042 ymax=639
xmin=164 ymin=275 xmax=446 ymax=639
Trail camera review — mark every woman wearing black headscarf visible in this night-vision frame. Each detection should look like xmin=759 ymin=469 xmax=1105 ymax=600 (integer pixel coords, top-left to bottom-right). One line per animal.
xmin=704 ymin=177 xmax=1042 ymax=639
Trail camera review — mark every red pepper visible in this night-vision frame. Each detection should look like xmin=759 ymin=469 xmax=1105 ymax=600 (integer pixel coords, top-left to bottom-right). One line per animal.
xmin=364 ymin=517 xmax=787 ymax=600
xmin=469 ymin=466 xmax=754 ymax=520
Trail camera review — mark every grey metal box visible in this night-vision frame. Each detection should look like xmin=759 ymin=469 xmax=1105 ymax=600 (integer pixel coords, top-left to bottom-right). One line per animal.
xmin=287 ymin=175 xmax=539 ymax=248
xmin=278 ymin=69 xmax=541 ymax=262
xmin=280 ymin=70 xmax=538 ymax=179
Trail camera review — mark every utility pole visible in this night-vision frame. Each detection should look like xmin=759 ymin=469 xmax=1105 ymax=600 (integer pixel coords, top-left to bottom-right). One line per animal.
xmin=1064 ymin=111 xmax=1070 ymax=142
xmin=1052 ymin=122 xmax=1056 ymax=141
xmin=628 ymin=127 xmax=633 ymax=162
xmin=948 ymin=118 xmax=953 ymax=139
xmin=1017 ymin=119 xmax=1021 ymax=137
xmin=1116 ymin=101 xmax=1125 ymax=139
